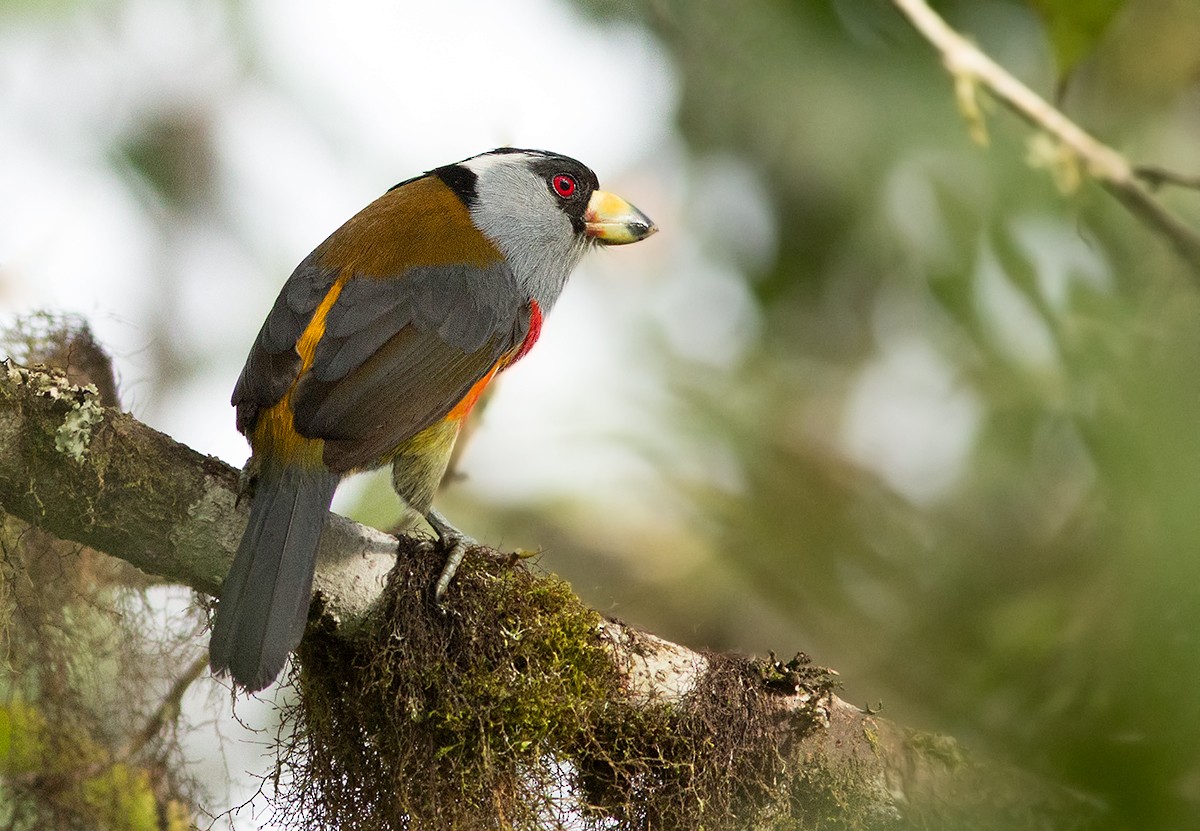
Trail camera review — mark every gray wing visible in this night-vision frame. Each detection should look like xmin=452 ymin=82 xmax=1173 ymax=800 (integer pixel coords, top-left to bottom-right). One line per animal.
xmin=290 ymin=261 xmax=529 ymax=473
xmin=232 ymin=254 xmax=340 ymax=435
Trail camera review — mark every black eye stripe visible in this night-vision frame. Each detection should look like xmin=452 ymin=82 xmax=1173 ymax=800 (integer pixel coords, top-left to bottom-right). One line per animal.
xmin=527 ymin=155 xmax=599 ymax=195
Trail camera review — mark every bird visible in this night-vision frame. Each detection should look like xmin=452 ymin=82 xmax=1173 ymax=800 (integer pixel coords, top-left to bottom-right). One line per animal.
xmin=208 ymin=147 xmax=657 ymax=692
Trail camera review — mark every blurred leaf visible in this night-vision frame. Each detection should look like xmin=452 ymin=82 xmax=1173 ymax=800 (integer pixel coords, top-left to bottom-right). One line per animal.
xmin=1027 ymin=0 xmax=1126 ymax=76
xmin=117 ymin=110 xmax=216 ymax=211
xmin=81 ymin=764 xmax=161 ymax=831
xmin=0 ymin=700 xmax=46 ymax=776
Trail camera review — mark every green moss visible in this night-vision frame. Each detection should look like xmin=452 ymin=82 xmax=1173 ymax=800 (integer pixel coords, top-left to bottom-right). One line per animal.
xmin=289 ymin=538 xmax=620 ymax=829
xmin=863 ymin=724 xmax=881 ymax=753
xmin=781 ymin=751 xmax=897 ymax=831
xmin=53 ymin=391 xmax=104 ymax=461
xmin=282 ymin=538 xmax=843 ymax=831
xmin=905 ymin=730 xmax=966 ymax=769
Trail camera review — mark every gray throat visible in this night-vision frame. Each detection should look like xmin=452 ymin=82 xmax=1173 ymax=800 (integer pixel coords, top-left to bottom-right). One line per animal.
xmin=467 ymin=162 xmax=592 ymax=311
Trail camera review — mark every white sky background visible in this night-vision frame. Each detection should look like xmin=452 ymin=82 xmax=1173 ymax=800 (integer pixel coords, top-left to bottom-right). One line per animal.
xmin=0 ymin=0 xmax=995 ymax=824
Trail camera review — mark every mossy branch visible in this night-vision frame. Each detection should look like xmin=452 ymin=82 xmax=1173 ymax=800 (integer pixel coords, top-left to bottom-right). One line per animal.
xmin=0 ymin=361 xmax=1102 ymax=828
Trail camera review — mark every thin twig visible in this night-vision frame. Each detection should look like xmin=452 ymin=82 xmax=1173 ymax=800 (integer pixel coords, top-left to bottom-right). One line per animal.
xmin=1136 ymin=165 xmax=1200 ymax=192
xmin=115 ymin=653 xmax=210 ymax=762
xmin=891 ymin=0 xmax=1200 ymax=275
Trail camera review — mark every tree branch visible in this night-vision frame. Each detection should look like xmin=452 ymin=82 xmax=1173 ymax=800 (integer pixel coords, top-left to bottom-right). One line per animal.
xmin=1136 ymin=165 xmax=1200 ymax=192
xmin=891 ymin=0 xmax=1200 ymax=275
xmin=0 ymin=360 xmax=396 ymax=630
xmin=0 ymin=361 xmax=1102 ymax=827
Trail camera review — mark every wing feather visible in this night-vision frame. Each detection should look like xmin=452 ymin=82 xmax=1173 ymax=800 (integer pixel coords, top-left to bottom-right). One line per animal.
xmin=231 ymin=173 xmax=526 ymax=458
xmin=232 ymin=255 xmax=340 ymax=435
xmin=291 ymin=260 xmax=528 ymax=473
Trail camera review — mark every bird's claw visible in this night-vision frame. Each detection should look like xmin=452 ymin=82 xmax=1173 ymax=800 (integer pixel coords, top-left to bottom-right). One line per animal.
xmin=433 ymin=533 xmax=474 ymax=604
xmin=422 ymin=510 xmax=535 ymax=603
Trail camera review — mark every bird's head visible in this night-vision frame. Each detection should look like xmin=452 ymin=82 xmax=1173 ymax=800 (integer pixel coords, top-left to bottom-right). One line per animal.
xmin=436 ymin=148 xmax=657 ymax=309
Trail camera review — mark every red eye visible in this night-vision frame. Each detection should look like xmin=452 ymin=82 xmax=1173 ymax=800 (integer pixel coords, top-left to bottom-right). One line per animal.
xmin=552 ymin=174 xmax=576 ymax=198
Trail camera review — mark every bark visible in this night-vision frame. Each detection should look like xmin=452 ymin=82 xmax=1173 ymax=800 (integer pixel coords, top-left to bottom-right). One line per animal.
xmin=0 ymin=360 xmax=1102 ymax=828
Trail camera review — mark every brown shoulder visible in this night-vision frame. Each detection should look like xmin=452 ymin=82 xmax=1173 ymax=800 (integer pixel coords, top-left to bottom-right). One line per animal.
xmin=313 ymin=176 xmax=502 ymax=277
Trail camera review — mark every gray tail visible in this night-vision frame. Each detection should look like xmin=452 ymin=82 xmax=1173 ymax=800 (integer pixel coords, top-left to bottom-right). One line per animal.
xmin=209 ymin=464 xmax=338 ymax=691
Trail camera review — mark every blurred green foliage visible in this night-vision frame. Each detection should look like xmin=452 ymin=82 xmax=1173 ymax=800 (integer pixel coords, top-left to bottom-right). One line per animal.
xmin=0 ymin=512 xmax=199 ymax=830
xmin=1027 ymin=0 xmax=1125 ymax=77
xmin=569 ymin=0 xmax=1200 ymax=828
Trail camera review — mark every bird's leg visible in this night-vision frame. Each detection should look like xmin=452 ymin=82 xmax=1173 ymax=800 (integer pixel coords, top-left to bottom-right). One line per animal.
xmin=426 ymin=508 xmax=480 ymax=602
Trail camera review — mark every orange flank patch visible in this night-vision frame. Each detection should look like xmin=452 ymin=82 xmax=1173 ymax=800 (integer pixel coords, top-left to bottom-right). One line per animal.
xmin=444 ymin=301 xmax=544 ymax=423
xmin=447 ymin=363 xmax=501 ymax=421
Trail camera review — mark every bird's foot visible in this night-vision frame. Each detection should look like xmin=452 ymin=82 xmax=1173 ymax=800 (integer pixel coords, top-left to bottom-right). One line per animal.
xmin=425 ymin=508 xmax=481 ymax=603
xmin=422 ymin=511 xmax=538 ymax=601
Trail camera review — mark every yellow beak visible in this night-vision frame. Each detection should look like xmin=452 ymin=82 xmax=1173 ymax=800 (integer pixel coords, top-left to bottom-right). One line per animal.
xmin=584 ymin=190 xmax=658 ymax=245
